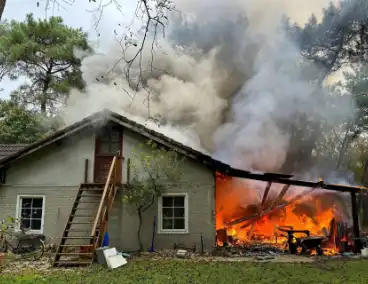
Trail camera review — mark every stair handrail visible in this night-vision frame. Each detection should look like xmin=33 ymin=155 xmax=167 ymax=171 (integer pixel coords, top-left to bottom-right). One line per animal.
xmin=90 ymin=155 xmax=118 ymax=242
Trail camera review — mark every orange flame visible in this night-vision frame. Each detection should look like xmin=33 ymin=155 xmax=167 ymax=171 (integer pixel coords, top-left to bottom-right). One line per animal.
xmin=216 ymin=173 xmax=347 ymax=254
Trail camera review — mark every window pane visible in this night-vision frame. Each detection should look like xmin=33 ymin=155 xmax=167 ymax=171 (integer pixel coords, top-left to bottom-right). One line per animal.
xmin=162 ymin=218 xmax=173 ymax=230
xmin=21 ymin=209 xmax=31 ymax=218
xmin=99 ymin=143 xmax=110 ymax=153
xmin=21 ymin=219 xmax=30 ymax=229
xmin=32 ymin=208 xmax=43 ymax=219
xmin=174 ymin=207 xmax=185 ymax=218
xmin=173 ymin=218 xmax=185 ymax=230
xmin=21 ymin=198 xmax=32 ymax=208
xmin=100 ymin=129 xmax=111 ymax=142
xmin=32 ymin=198 xmax=43 ymax=208
xmin=111 ymin=130 xmax=120 ymax=142
xmin=162 ymin=197 xmax=173 ymax=207
xmin=174 ymin=197 xmax=185 ymax=207
xmin=162 ymin=208 xmax=173 ymax=218
xmin=110 ymin=142 xmax=121 ymax=153
xmin=31 ymin=219 xmax=41 ymax=230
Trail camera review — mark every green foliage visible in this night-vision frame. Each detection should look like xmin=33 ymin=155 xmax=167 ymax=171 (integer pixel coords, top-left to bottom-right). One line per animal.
xmin=0 ymin=14 xmax=91 ymax=114
xmin=282 ymin=0 xmax=368 ymax=171
xmin=122 ymin=140 xmax=183 ymax=251
xmin=0 ymin=216 xmax=16 ymax=253
xmin=123 ymin=140 xmax=183 ymax=213
xmin=0 ymin=100 xmax=49 ymax=144
xmin=345 ymin=136 xmax=368 ymax=183
xmin=0 ymin=21 xmax=12 ymax=81
xmin=343 ymin=65 xmax=368 ymax=134
xmin=285 ymin=0 xmax=368 ymax=82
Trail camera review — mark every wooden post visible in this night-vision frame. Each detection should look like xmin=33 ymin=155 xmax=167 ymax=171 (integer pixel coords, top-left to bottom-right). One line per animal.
xmin=351 ymin=191 xmax=362 ymax=252
xmin=114 ymin=156 xmax=122 ymax=184
xmin=84 ymin=159 xmax=89 ymax=183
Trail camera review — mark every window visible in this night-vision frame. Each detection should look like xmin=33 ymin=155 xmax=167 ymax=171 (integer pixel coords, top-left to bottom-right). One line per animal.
xmin=16 ymin=195 xmax=45 ymax=234
xmin=98 ymin=128 xmax=121 ymax=154
xmin=158 ymin=193 xmax=188 ymax=233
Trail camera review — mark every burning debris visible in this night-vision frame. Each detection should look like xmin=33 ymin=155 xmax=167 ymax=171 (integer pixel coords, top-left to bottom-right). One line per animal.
xmin=215 ymin=173 xmax=360 ymax=257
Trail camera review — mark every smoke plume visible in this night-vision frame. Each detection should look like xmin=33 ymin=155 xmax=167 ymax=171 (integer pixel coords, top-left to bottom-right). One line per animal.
xmin=62 ymin=0 xmax=354 ymax=175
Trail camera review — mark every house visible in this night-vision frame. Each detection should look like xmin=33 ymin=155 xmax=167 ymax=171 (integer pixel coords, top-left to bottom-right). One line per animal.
xmin=0 ymin=109 xmax=222 ymax=256
xmin=1 ymin=109 xmax=364 ymax=265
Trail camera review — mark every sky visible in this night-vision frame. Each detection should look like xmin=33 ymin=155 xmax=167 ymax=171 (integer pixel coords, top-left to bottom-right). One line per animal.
xmin=0 ymin=0 xmax=137 ymax=98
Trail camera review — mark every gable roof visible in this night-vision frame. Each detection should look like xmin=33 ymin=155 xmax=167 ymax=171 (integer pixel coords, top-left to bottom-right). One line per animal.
xmin=0 ymin=144 xmax=28 ymax=161
xmin=0 ymin=109 xmax=228 ymax=172
xmin=0 ymin=109 xmax=366 ymax=193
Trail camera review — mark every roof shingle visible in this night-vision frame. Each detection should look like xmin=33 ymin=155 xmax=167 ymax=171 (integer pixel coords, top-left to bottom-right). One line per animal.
xmin=0 ymin=144 xmax=28 ymax=161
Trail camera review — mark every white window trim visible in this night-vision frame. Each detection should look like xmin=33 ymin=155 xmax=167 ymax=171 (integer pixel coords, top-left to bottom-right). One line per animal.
xmin=157 ymin=193 xmax=189 ymax=234
xmin=15 ymin=195 xmax=46 ymax=234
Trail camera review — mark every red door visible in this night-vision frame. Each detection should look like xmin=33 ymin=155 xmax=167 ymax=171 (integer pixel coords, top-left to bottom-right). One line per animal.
xmin=94 ymin=126 xmax=122 ymax=183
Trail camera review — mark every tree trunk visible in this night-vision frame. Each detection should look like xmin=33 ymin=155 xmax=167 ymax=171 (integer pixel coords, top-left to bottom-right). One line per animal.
xmin=137 ymin=209 xmax=143 ymax=251
xmin=0 ymin=0 xmax=6 ymax=21
xmin=336 ymin=126 xmax=351 ymax=171
xmin=41 ymin=76 xmax=51 ymax=114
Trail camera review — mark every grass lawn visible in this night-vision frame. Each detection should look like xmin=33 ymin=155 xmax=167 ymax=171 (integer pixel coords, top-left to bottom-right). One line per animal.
xmin=1 ymin=259 xmax=368 ymax=284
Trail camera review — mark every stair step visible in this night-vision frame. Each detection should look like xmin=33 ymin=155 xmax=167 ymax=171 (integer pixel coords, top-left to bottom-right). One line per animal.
xmin=79 ymin=194 xmax=103 ymax=198
xmin=81 ymin=189 xmax=104 ymax=193
xmin=53 ymin=180 xmax=118 ymax=268
xmin=62 ymin=236 xmax=94 ymax=239
xmin=80 ymin=183 xmax=105 ymax=188
xmin=71 ymin=207 xmax=97 ymax=210
xmin=56 ymin=252 xmax=93 ymax=256
xmin=59 ymin=244 xmax=93 ymax=247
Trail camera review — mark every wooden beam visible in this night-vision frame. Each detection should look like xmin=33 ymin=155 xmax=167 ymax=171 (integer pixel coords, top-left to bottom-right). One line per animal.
xmin=270 ymin=184 xmax=290 ymax=209
xmin=224 ymin=169 xmax=366 ymax=193
xmin=261 ymin=182 xmax=272 ymax=209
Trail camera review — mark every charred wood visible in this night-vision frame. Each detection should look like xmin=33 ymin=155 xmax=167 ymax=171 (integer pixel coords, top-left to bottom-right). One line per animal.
xmin=270 ymin=184 xmax=290 ymax=209
xmin=216 ymin=229 xmax=228 ymax=245
xmin=261 ymin=182 xmax=272 ymax=209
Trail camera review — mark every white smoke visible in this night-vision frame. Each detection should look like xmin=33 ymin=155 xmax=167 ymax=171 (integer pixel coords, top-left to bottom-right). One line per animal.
xmin=61 ymin=0 xmax=354 ymax=174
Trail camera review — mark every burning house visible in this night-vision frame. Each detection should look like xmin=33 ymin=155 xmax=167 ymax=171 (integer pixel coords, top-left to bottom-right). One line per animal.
xmin=0 ymin=0 xmax=363 ymax=266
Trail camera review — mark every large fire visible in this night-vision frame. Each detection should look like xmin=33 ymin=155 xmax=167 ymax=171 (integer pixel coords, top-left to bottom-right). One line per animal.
xmin=216 ymin=172 xmax=351 ymax=254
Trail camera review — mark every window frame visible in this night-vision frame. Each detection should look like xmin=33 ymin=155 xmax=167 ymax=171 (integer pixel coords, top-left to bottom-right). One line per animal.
xmin=15 ymin=195 xmax=46 ymax=234
xmin=157 ymin=193 xmax=189 ymax=234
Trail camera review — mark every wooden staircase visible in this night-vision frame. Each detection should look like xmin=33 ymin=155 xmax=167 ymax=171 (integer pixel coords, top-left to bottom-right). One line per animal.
xmin=53 ymin=156 xmax=121 ymax=267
